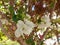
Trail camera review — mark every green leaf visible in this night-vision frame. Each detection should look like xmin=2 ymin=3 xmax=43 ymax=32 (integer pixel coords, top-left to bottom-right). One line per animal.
xmin=9 ymin=6 xmax=26 ymax=23
xmin=56 ymin=18 xmax=60 ymax=23
xmin=17 ymin=7 xmax=26 ymax=20
xmin=50 ymin=2 xmax=54 ymax=8
xmin=26 ymin=37 xmax=35 ymax=45
xmin=40 ymin=41 xmax=44 ymax=45
xmin=17 ymin=6 xmax=24 ymax=13
xmin=9 ymin=6 xmax=19 ymax=23
xmin=12 ymin=15 xmax=19 ymax=23
xmin=37 ymin=18 xmax=41 ymax=24
xmin=9 ymin=6 xmax=15 ymax=15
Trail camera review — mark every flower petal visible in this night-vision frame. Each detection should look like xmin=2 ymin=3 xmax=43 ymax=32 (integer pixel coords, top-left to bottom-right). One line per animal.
xmin=24 ymin=19 xmax=36 ymax=28
xmin=15 ymin=29 xmax=23 ymax=38
xmin=17 ymin=20 xmax=24 ymax=29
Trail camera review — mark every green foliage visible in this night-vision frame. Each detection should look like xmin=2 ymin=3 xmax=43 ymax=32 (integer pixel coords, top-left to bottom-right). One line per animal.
xmin=2 ymin=0 xmax=9 ymax=2
xmin=0 ymin=30 xmax=8 ymax=41
xmin=40 ymin=41 xmax=44 ymax=45
xmin=37 ymin=18 xmax=41 ymax=24
xmin=26 ymin=37 xmax=35 ymax=45
xmin=56 ymin=18 xmax=60 ymax=23
xmin=9 ymin=6 xmax=19 ymax=23
xmin=9 ymin=6 xmax=15 ymax=16
xmin=0 ymin=30 xmax=20 ymax=45
xmin=45 ymin=34 xmax=52 ymax=39
xmin=17 ymin=7 xmax=26 ymax=20
xmin=0 ymin=39 xmax=20 ymax=45
xmin=9 ymin=6 xmax=26 ymax=23
xmin=50 ymin=2 xmax=54 ymax=8
xmin=52 ymin=18 xmax=60 ymax=23
xmin=12 ymin=15 xmax=19 ymax=23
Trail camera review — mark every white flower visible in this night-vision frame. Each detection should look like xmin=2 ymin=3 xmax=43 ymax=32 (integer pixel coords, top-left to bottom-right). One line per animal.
xmin=15 ymin=19 xmax=36 ymax=38
xmin=38 ymin=15 xmax=51 ymax=29
xmin=24 ymin=19 xmax=36 ymax=28
xmin=44 ymin=36 xmax=57 ymax=45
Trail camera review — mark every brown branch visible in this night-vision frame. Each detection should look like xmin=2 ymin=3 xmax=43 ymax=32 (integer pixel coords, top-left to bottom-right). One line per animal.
xmin=40 ymin=27 xmax=51 ymax=41
xmin=0 ymin=11 xmax=7 ymax=19
xmin=17 ymin=37 xmax=28 ymax=45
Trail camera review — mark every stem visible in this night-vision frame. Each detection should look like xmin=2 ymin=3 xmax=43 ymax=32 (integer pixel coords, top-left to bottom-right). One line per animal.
xmin=17 ymin=37 xmax=28 ymax=45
